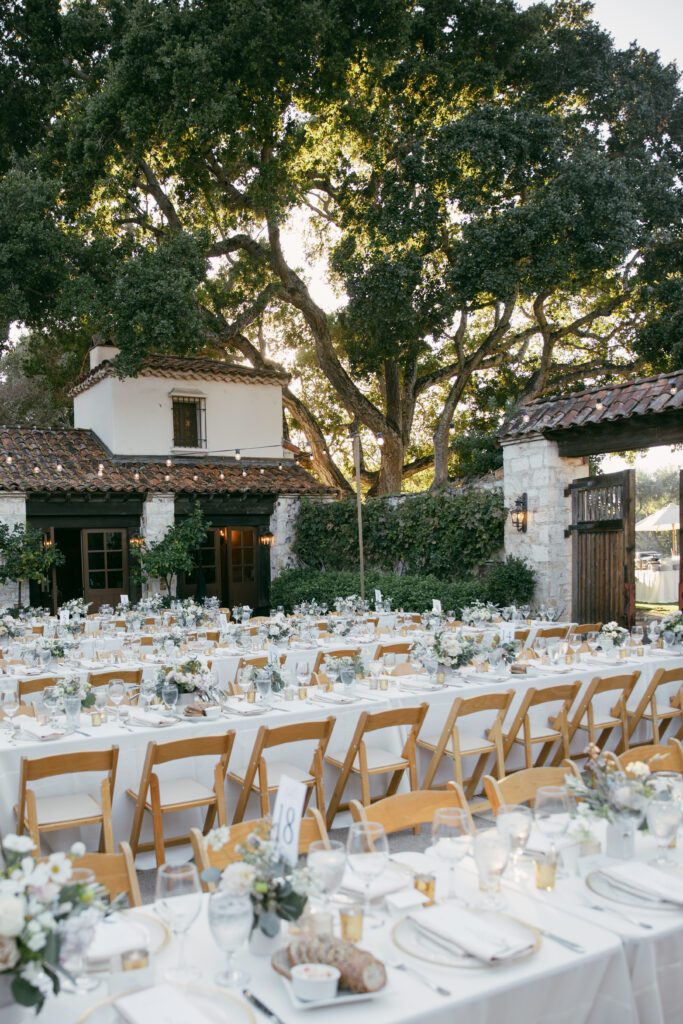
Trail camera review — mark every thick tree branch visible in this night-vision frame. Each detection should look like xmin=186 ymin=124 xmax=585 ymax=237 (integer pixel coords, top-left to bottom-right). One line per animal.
xmin=138 ymin=159 xmax=182 ymax=232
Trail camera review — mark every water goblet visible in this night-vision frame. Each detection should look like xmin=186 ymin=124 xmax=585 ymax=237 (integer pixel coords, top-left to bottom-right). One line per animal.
xmin=59 ymin=867 xmax=102 ymax=993
xmin=43 ymin=685 xmax=62 ymax=728
xmin=255 ymin=669 xmax=272 ymax=704
xmin=663 ymin=630 xmax=676 ymax=651
xmin=346 ymin=821 xmax=389 ymax=925
xmin=64 ymin=694 xmax=83 ymax=734
xmin=496 ymin=803 xmax=532 ymax=880
xmin=534 ymin=786 xmax=573 ymax=858
xmin=646 ymin=796 xmax=682 ymax=865
xmin=308 ymin=839 xmax=346 ymax=905
xmin=161 ymin=680 xmax=179 ymax=713
xmin=431 ymin=807 xmax=473 ymax=902
xmin=107 ymin=678 xmax=126 ymax=725
xmin=155 ymin=863 xmax=203 ymax=984
xmin=208 ymin=891 xmax=252 ymax=988
xmin=473 ymin=830 xmax=510 ymax=907
xmin=1 ymin=685 xmax=19 ymax=744
xmin=339 ymin=667 xmax=355 ymax=692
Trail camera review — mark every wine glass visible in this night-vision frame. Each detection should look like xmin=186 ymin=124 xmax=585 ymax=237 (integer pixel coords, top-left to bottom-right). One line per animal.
xmin=496 ymin=803 xmax=532 ymax=880
xmin=534 ymin=786 xmax=573 ymax=856
xmin=161 ymin=680 xmax=179 ymax=712
xmin=43 ymin=685 xmax=62 ymax=728
xmin=296 ymin=661 xmax=309 ymax=690
xmin=236 ymin=666 xmax=254 ymax=700
xmin=155 ymin=863 xmax=203 ymax=984
xmin=1 ymin=685 xmax=19 ymax=744
xmin=630 ymin=625 xmax=644 ymax=646
xmin=208 ymin=891 xmax=252 ymax=988
xmin=346 ymin=821 xmax=389 ymax=924
xmin=107 ymin=678 xmax=126 ymax=725
xmin=308 ymin=840 xmax=346 ymax=904
xmin=59 ymin=868 xmax=102 ymax=992
xmin=473 ymin=830 xmax=510 ymax=907
xmin=646 ymin=796 xmax=682 ymax=865
xmin=339 ymin=667 xmax=355 ymax=692
xmin=663 ymin=630 xmax=676 ymax=651
xmin=255 ymin=669 xmax=272 ymax=704
xmin=139 ymin=678 xmax=157 ymax=712
xmin=431 ymin=807 xmax=473 ymax=902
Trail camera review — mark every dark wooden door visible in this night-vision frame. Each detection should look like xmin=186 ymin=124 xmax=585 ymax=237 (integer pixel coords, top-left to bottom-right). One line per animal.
xmin=679 ymin=470 xmax=683 ymax=610
xmin=228 ymin=527 xmax=258 ymax=607
xmin=81 ymin=528 xmax=129 ymax=611
xmin=569 ymin=470 xmax=635 ymax=627
xmin=178 ymin=529 xmax=221 ymax=601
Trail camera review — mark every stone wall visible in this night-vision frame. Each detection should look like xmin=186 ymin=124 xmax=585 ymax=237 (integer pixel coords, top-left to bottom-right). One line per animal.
xmin=502 ymin=435 xmax=589 ymax=615
xmin=140 ymin=492 xmax=175 ymax=596
xmin=0 ymin=492 xmax=27 ymax=607
xmin=269 ymin=495 xmax=301 ymax=579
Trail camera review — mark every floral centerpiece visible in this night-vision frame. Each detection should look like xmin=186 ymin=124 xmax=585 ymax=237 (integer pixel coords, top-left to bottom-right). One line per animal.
xmin=326 ymin=654 xmax=364 ymax=678
xmin=333 ymin=595 xmax=368 ymax=615
xmin=564 ymin=744 xmax=653 ymax=823
xmin=0 ymin=836 xmax=104 ymax=1015
xmin=158 ymin=627 xmax=185 ymax=648
xmin=232 ymin=605 xmax=252 ymax=623
xmin=204 ymin=822 xmax=310 ymax=941
xmin=135 ymin=594 xmax=165 ymax=615
xmin=0 ymin=615 xmax=22 ymax=640
xmin=432 ymin=630 xmax=479 ymax=669
xmin=266 ymin=615 xmax=291 ymax=644
xmin=493 ymin=639 xmax=521 ymax=665
xmin=500 ymin=605 xmax=519 ymax=621
xmin=599 ymin=622 xmax=629 ymax=648
xmin=53 ymin=677 xmax=95 ymax=709
xmin=293 ymin=600 xmax=324 ymax=616
xmin=158 ymin=657 xmax=212 ymax=696
xmin=39 ymin=640 xmax=64 ymax=660
xmin=62 ymin=619 xmax=82 ymax=637
xmin=61 ymin=598 xmax=91 ymax=617
xmin=661 ymin=611 xmax=683 ymax=643
xmin=460 ymin=601 xmax=500 ymax=626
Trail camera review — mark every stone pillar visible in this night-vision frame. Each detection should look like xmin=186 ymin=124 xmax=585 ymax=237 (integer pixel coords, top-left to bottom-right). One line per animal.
xmin=269 ymin=496 xmax=301 ymax=579
xmin=502 ymin=436 xmax=589 ymax=616
xmin=0 ymin=492 xmax=27 ymax=606
xmin=140 ymin=492 xmax=175 ymax=597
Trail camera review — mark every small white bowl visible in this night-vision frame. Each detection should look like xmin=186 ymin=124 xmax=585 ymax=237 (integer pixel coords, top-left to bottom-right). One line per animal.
xmin=290 ymin=964 xmax=340 ymax=1003
xmin=203 ymin=705 xmax=221 ymax=720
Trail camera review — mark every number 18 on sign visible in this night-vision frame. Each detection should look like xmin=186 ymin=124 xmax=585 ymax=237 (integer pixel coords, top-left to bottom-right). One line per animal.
xmin=271 ymin=775 xmax=307 ymax=866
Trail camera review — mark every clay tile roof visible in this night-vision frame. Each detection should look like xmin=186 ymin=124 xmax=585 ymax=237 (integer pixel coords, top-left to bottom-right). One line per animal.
xmin=70 ymin=353 xmax=289 ymax=397
xmin=0 ymin=427 xmax=335 ymax=496
xmin=500 ymin=370 xmax=683 ymax=441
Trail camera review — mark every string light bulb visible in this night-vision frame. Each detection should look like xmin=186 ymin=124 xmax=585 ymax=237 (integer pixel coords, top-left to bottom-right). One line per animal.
xmin=671 ymin=384 xmax=678 ymax=396
xmin=97 ymin=463 xmax=104 ymax=477
xmin=134 ymin=471 xmax=140 ymax=482
xmin=596 ymin=400 xmax=604 ymax=411
xmin=522 ymin=414 xmax=530 ymax=424
xmin=260 ymin=467 xmax=264 ymax=474
xmin=164 ymin=473 xmax=170 ymax=482
xmin=193 ymin=474 xmax=198 ymax=482
xmin=377 ymin=433 xmax=385 ymax=447
xmin=5 ymin=455 xmax=12 ymax=465
xmin=235 ymin=449 xmax=241 ymax=461
xmin=56 ymin=463 xmax=62 ymax=472
xmin=219 ymin=472 xmax=225 ymax=480
xmin=242 ymin=469 xmax=247 ymax=477
xmin=33 ymin=466 xmax=40 ymax=475
xmin=278 ymin=463 xmax=283 ymax=470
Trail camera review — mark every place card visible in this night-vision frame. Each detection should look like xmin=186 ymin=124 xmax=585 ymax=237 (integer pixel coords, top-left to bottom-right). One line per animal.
xmin=271 ymin=774 xmax=307 ymax=866
xmin=432 ymin=599 xmax=442 ymax=614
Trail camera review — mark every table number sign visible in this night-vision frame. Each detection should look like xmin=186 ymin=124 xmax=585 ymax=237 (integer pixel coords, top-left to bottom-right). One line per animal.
xmin=499 ymin=623 xmax=516 ymax=643
xmin=119 ymin=594 xmax=129 ymax=606
xmin=432 ymin=599 xmax=442 ymax=614
xmin=58 ymin=609 xmax=69 ymax=624
xmin=375 ymin=589 xmax=383 ymax=607
xmin=271 ymin=774 xmax=307 ymax=866
xmin=219 ymin=613 xmax=229 ymax=631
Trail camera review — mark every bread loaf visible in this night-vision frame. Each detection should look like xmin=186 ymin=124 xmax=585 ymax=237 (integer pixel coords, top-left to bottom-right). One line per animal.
xmin=284 ymin=937 xmax=386 ymax=993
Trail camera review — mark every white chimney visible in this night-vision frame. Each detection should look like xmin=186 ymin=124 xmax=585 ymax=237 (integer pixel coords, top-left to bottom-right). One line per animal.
xmin=90 ymin=344 xmax=121 ymax=370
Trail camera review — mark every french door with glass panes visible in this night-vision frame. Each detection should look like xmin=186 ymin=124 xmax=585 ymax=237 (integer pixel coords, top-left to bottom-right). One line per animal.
xmin=227 ymin=527 xmax=258 ymax=607
xmin=81 ymin=529 xmax=129 ymax=611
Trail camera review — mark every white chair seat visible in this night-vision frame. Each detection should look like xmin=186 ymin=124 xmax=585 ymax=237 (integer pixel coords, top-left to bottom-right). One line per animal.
xmin=231 ymin=760 xmax=314 ymax=790
xmin=33 ymin=792 xmax=102 ymax=826
xmin=640 ymin=704 xmax=680 ymax=719
xmin=327 ymin=744 xmax=407 ymax=772
xmin=418 ymin=731 xmax=494 ymax=754
xmin=128 ymin=777 xmax=214 ymax=809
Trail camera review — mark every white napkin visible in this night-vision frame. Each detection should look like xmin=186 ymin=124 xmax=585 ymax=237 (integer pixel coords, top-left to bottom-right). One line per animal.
xmin=311 ymin=691 xmax=356 ymax=705
xmin=409 ymin=904 xmax=534 ymax=963
xmin=86 ymin=918 xmax=150 ymax=963
xmin=398 ymin=678 xmax=438 ymax=692
xmin=340 ymin=864 xmax=408 ymax=900
xmin=598 ymin=862 xmax=683 ymax=906
xmin=14 ymin=715 xmax=63 ymax=739
xmin=116 ymin=984 xmax=221 ymax=1024
xmin=127 ymin=706 xmax=170 ymax=727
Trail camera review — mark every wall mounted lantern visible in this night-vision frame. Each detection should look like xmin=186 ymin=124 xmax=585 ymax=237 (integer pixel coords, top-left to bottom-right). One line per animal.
xmin=259 ymin=530 xmax=275 ymax=548
xmin=510 ymin=493 xmax=528 ymax=533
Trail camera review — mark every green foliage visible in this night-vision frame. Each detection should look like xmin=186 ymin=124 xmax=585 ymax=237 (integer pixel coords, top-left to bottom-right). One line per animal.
xmin=271 ymin=559 xmax=535 ymax=614
xmin=130 ymin=504 xmax=210 ymax=595
xmin=450 ymin=430 xmax=503 ymax=481
xmin=293 ymin=491 xmax=506 ymax=577
xmin=0 ymin=523 xmax=64 ymax=606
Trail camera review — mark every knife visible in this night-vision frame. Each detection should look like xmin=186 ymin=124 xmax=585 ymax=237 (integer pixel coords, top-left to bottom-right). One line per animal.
xmin=242 ymin=988 xmax=287 ymax=1024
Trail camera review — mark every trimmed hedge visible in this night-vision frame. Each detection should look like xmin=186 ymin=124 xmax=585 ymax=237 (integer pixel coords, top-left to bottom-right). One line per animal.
xmin=293 ymin=490 xmax=505 ymax=578
xmin=271 ymin=558 xmax=535 ymax=614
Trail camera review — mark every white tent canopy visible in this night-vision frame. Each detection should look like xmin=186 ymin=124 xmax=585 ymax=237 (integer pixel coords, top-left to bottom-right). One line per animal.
xmin=635 ymin=502 xmax=680 ymax=532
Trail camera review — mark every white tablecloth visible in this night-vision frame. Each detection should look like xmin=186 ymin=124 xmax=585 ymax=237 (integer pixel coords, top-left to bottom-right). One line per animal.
xmin=636 ymin=568 xmax=679 ymax=604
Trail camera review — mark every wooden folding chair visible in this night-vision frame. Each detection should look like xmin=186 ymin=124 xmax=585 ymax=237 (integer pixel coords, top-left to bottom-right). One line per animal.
xmin=533 ymin=625 xmax=570 ymax=642
xmin=418 ymin=691 xmax=514 ymax=808
xmin=570 ymin=671 xmax=639 ymax=753
xmin=571 ymin=623 xmax=603 ymax=636
xmin=229 ymin=655 xmax=268 ymax=695
xmin=349 ymin=781 xmax=474 ymax=835
xmin=87 ymin=668 xmax=143 ymax=691
xmin=74 ymin=842 xmax=142 ymax=907
xmin=503 ymin=682 xmax=581 ymax=768
xmin=18 ymin=676 xmax=58 ymax=702
xmin=206 ymin=630 xmax=220 ymax=642
xmin=127 ymin=732 xmax=235 ymax=866
xmin=321 ymin=648 xmax=361 ymax=662
xmin=617 ymin=738 xmax=683 ymax=773
xmin=514 ymin=629 xmax=530 ymax=643
xmin=484 ymin=766 xmax=571 ymax=815
xmin=230 ymin=718 xmax=335 ymax=824
xmin=624 ymin=667 xmax=683 ymax=747
xmin=191 ymin=809 xmax=329 ymax=891
xmin=139 ymin=636 xmax=154 ymax=647
xmin=373 ymin=642 xmax=414 ymax=661
xmin=144 ymin=617 xmax=156 ymax=625
xmin=31 ymin=625 xmax=45 ymax=636
xmin=325 ymin=704 xmax=428 ymax=828
xmin=15 ymin=746 xmax=119 ymax=853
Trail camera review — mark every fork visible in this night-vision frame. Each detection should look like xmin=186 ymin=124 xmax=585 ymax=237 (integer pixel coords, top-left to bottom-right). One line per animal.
xmin=388 ymin=960 xmax=451 ymax=997
xmin=585 ymin=902 xmax=653 ymax=930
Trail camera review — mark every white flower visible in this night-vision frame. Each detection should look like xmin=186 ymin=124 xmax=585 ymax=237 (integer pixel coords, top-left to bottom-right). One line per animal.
xmin=0 ymin=934 xmax=19 ymax=970
xmin=43 ymin=852 xmax=72 ymax=885
xmin=207 ymin=826 xmax=231 ymax=852
xmin=24 ymin=926 xmax=47 ymax=952
xmin=2 ymin=835 xmax=35 ymax=855
xmin=70 ymin=842 xmax=86 ymax=858
xmin=625 ymin=761 xmax=650 ymax=780
xmin=0 ymin=896 xmax=24 ymax=938
xmin=220 ymin=862 xmax=256 ymax=897
xmin=20 ymin=961 xmax=53 ymax=998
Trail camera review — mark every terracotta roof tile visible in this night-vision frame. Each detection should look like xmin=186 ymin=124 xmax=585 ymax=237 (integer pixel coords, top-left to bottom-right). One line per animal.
xmin=0 ymin=427 xmax=334 ymax=496
xmin=500 ymin=370 xmax=683 ymax=440
xmin=70 ymin=354 xmax=289 ymax=397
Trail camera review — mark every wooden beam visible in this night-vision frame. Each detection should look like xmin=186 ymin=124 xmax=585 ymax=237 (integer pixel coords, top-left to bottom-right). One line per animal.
xmin=547 ymin=410 xmax=683 ymax=457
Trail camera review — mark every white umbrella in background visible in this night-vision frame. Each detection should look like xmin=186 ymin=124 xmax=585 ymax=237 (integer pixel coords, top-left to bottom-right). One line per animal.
xmin=635 ymin=502 xmax=680 ymax=554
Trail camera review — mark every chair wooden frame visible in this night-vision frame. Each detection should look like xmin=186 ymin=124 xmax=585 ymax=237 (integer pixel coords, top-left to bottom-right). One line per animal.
xmin=325 ymin=703 xmax=428 ymax=828
xmin=484 ymin=766 xmax=571 ymax=815
xmin=617 ymin=738 xmax=683 ymax=773
xmin=229 ymin=655 xmax=269 ymax=695
xmin=349 ymin=781 xmax=473 ymax=835
xmin=571 ymin=623 xmax=603 ymax=636
xmin=18 ymin=676 xmax=58 ymax=701
xmin=87 ymin=668 xmax=143 ymax=689
xmin=127 ymin=732 xmax=235 ymax=866
xmin=15 ymin=746 xmax=119 ymax=853
xmin=418 ymin=691 xmax=514 ymax=806
xmin=230 ymin=717 xmax=335 ymax=824
xmin=503 ymin=682 xmax=581 ymax=768
xmin=570 ymin=671 xmax=639 ymax=753
xmin=75 ymin=842 xmax=142 ymax=907
xmin=533 ymin=625 xmax=570 ymax=642
xmin=373 ymin=642 xmax=414 ymax=660
xmin=624 ymin=667 xmax=683 ymax=748
xmin=191 ymin=808 xmax=329 ymax=891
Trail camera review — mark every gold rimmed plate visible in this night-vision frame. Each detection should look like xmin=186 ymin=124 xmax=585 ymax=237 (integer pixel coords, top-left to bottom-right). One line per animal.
xmin=586 ymin=870 xmax=683 ymax=911
xmin=76 ymin=983 xmax=256 ymax=1023
xmin=391 ymin=911 xmax=540 ymax=969
xmin=85 ymin=910 xmax=171 ymax=973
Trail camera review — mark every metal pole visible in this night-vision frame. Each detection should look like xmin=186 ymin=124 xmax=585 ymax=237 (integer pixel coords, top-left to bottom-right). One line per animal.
xmin=353 ymin=433 xmax=365 ymax=601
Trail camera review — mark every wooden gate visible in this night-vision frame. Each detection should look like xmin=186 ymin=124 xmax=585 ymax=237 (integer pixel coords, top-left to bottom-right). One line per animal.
xmin=568 ymin=470 xmax=635 ymax=627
